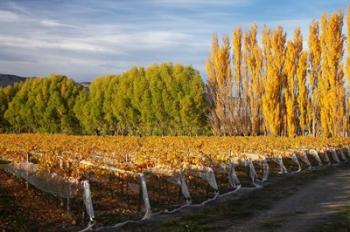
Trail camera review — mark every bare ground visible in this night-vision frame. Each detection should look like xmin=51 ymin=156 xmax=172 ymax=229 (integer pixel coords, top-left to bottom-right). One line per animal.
xmin=0 ymin=170 xmax=82 ymax=232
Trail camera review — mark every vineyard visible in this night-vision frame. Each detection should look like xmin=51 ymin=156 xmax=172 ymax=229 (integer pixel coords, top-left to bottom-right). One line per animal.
xmin=0 ymin=134 xmax=350 ymax=231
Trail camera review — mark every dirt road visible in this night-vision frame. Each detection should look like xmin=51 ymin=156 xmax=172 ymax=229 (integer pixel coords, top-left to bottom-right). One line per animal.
xmin=227 ymin=166 xmax=350 ymax=232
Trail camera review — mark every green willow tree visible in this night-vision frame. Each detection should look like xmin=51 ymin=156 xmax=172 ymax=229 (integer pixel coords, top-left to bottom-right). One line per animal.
xmin=74 ymin=63 xmax=209 ymax=135
xmin=0 ymin=64 xmax=208 ymax=135
xmin=0 ymin=83 xmax=20 ymax=131
xmin=4 ymin=74 xmax=83 ymax=133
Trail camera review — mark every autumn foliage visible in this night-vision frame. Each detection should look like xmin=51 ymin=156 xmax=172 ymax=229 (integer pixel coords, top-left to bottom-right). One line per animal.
xmin=207 ymin=6 xmax=350 ymax=137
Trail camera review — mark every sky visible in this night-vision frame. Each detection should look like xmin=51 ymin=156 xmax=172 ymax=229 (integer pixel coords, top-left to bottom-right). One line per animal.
xmin=0 ymin=0 xmax=348 ymax=82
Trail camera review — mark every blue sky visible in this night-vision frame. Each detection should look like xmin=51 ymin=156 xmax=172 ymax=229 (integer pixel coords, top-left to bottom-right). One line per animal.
xmin=0 ymin=0 xmax=348 ymax=82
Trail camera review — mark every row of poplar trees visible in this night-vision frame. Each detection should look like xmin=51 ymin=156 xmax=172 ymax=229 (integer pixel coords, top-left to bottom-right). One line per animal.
xmin=206 ymin=6 xmax=350 ymax=137
xmin=0 ymin=64 xmax=208 ymax=135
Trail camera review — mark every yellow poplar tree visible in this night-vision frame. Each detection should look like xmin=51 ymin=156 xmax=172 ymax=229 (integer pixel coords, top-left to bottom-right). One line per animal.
xmin=244 ymin=23 xmax=264 ymax=135
xmin=262 ymin=26 xmax=271 ymax=135
xmin=233 ymin=28 xmax=242 ymax=98
xmin=308 ymin=20 xmax=322 ymax=136
xmin=297 ymin=51 xmax=308 ymax=133
xmin=205 ymin=34 xmax=219 ymax=134
xmin=284 ymin=28 xmax=303 ymax=137
xmin=262 ymin=26 xmax=286 ymax=136
xmin=233 ymin=27 xmax=250 ymax=134
xmin=206 ymin=34 xmax=233 ymax=135
xmin=346 ymin=6 xmax=350 ymax=122
xmin=206 ymin=33 xmax=219 ymax=89
xmin=319 ymin=11 xmax=345 ymax=137
xmin=347 ymin=6 xmax=350 ymax=77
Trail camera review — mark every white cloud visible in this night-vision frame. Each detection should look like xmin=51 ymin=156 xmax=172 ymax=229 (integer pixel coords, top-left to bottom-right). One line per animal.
xmin=40 ymin=19 xmax=76 ymax=28
xmin=0 ymin=36 xmax=106 ymax=52
xmin=0 ymin=28 xmax=194 ymax=55
xmin=152 ymin=0 xmax=249 ymax=6
xmin=0 ymin=10 xmax=19 ymax=22
xmin=97 ymin=31 xmax=191 ymax=49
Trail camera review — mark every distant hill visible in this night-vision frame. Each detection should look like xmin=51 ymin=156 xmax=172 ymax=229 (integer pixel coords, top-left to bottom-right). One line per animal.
xmin=0 ymin=74 xmax=26 ymax=87
xmin=0 ymin=74 xmax=91 ymax=88
xmin=80 ymin=82 xmax=91 ymax=87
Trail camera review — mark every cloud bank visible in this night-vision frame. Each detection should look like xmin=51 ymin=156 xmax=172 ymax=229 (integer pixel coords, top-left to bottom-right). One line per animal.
xmin=0 ymin=0 xmax=348 ymax=82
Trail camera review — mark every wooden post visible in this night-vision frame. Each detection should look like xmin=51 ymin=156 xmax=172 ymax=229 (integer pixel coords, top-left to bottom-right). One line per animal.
xmin=26 ymin=152 xmax=29 ymax=190
xmin=67 ymin=183 xmax=71 ymax=215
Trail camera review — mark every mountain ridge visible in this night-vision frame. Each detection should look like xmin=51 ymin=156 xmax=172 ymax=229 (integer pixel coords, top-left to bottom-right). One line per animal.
xmin=0 ymin=74 xmax=91 ymax=87
xmin=0 ymin=74 xmax=26 ymax=87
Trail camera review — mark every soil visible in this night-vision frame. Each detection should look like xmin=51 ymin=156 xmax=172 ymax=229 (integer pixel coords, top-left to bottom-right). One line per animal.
xmin=0 ymin=170 xmax=82 ymax=232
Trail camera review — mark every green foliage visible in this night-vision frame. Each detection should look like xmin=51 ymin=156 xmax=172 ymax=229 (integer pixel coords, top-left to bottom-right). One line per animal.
xmin=4 ymin=74 xmax=83 ymax=134
xmin=75 ymin=63 xmax=209 ymax=135
xmin=0 ymin=83 xmax=20 ymax=131
xmin=0 ymin=64 xmax=209 ymax=135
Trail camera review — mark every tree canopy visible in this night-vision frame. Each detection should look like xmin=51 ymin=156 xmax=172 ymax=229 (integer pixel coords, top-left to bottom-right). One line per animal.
xmin=0 ymin=64 xmax=209 ymax=135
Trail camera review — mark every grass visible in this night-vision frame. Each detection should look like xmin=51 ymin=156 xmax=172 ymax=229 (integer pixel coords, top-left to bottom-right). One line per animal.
xmin=317 ymin=208 xmax=350 ymax=232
